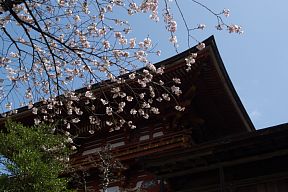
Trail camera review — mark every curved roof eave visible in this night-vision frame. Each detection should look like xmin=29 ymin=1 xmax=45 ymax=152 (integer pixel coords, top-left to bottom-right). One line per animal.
xmin=151 ymin=35 xmax=255 ymax=132
xmin=207 ymin=36 xmax=255 ymax=132
xmin=0 ymin=36 xmax=255 ymax=133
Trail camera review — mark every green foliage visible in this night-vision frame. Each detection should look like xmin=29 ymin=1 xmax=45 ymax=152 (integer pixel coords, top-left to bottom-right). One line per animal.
xmin=0 ymin=121 xmax=74 ymax=192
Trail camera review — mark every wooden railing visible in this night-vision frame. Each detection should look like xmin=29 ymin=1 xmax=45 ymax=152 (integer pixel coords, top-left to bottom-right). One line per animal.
xmin=70 ymin=130 xmax=192 ymax=171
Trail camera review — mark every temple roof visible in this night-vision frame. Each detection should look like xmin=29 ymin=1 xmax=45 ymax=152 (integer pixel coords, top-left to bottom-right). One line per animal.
xmin=137 ymin=35 xmax=255 ymax=137
xmin=0 ymin=36 xmax=255 ymax=138
xmin=143 ymin=122 xmax=288 ymax=176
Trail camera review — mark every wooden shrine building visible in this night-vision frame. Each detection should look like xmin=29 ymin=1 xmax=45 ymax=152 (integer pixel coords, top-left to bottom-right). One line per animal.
xmin=2 ymin=36 xmax=288 ymax=192
xmin=69 ymin=36 xmax=288 ymax=192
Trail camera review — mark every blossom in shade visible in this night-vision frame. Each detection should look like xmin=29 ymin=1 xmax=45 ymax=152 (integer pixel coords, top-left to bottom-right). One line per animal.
xmin=196 ymin=43 xmax=205 ymax=50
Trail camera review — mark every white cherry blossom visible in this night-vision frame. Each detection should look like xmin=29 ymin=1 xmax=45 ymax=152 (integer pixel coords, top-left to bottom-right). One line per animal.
xmin=0 ymin=0 xmax=240 ymax=135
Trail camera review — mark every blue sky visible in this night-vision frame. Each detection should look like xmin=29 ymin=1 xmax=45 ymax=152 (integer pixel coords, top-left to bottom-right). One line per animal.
xmin=205 ymin=1 xmax=288 ymax=129
xmin=128 ymin=0 xmax=288 ymax=129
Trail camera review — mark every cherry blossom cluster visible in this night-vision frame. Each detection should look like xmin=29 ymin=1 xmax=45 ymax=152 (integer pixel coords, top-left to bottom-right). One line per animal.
xmin=228 ymin=24 xmax=243 ymax=34
xmin=31 ymin=61 xmax=186 ymax=136
xmin=0 ymin=0 xmax=242 ymax=138
xmin=163 ymin=6 xmax=178 ymax=46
